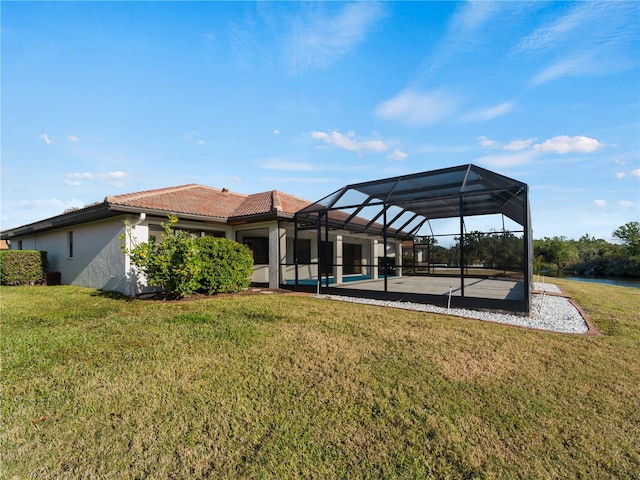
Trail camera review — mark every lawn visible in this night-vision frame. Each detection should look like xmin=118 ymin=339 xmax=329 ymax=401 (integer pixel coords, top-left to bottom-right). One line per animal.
xmin=1 ymin=280 xmax=639 ymax=479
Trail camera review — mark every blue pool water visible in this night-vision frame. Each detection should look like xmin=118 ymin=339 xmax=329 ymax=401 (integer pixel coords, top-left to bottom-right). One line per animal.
xmin=285 ymin=275 xmax=372 ymax=286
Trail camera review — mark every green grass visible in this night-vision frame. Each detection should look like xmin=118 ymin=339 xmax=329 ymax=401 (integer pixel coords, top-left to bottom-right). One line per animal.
xmin=1 ymin=281 xmax=639 ymax=479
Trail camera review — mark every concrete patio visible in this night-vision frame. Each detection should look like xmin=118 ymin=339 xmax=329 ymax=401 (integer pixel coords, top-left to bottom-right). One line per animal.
xmin=333 ymin=275 xmax=525 ymax=301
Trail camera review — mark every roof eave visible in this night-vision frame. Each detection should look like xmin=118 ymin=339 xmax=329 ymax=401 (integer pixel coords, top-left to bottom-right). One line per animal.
xmin=227 ymin=211 xmax=295 ymax=225
xmin=1 ymin=203 xmax=115 ymax=239
xmin=108 ymin=204 xmax=229 ymax=224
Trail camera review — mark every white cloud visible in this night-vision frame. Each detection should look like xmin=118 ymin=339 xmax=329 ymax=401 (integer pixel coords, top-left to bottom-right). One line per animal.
xmin=531 ymin=52 xmax=596 ymax=86
xmin=476 ymin=134 xmax=605 ymax=168
xmin=450 ymin=1 xmax=499 ymax=32
xmin=533 ymin=135 xmax=604 ymax=154
xmin=461 ymin=102 xmax=514 ymax=122
xmin=67 ymin=172 xmax=94 ymax=180
xmin=520 ymin=2 xmax=640 ymax=85
xmin=64 ymin=171 xmax=131 ymax=188
xmin=286 ymin=2 xmax=387 ymax=74
xmin=614 ymin=169 xmax=640 ymax=179
xmin=273 ymin=129 xmax=280 ymax=135
xmin=515 ymin=2 xmax=599 ymax=56
xmin=388 ymin=149 xmax=408 ymax=161
xmin=618 ymin=200 xmax=634 ymax=207
xmin=40 ymin=134 xmax=52 ymax=145
xmin=504 ymin=138 xmax=534 ymax=151
xmin=310 ymin=130 xmax=387 ymax=153
xmin=64 ymin=172 xmax=94 ymax=186
xmin=185 ymin=131 xmax=207 ymax=145
xmin=228 ymin=19 xmax=258 ymax=69
xmin=430 ymin=1 xmax=507 ymax=70
xmin=516 ymin=1 xmax=638 ymax=56
xmin=476 ymin=150 xmax=538 ymax=168
xmin=98 ymin=171 xmax=131 ymax=187
xmin=375 ymin=89 xmax=459 ymax=127
xmin=15 ymin=198 xmax=84 ymax=211
xmin=67 ymin=135 xmax=79 ymax=143
xmin=593 ymin=199 xmax=607 ymax=207
xmin=477 ymin=136 xmax=501 ymax=149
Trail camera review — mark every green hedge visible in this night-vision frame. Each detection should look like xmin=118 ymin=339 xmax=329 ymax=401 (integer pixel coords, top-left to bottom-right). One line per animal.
xmin=0 ymin=250 xmax=48 ymax=286
xmin=194 ymin=236 xmax=254 ymax=294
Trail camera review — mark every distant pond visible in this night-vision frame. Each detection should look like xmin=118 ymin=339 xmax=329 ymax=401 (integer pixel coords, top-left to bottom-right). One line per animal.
xmin=535 ymin=271 xmax=640 ymax=289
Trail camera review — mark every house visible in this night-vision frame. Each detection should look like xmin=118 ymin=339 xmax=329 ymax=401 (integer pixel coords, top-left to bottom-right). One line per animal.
xmin=1 ymin=165 xmax=533 ymax=312
xmin=0 ymin=184 xmax=404 ymax=296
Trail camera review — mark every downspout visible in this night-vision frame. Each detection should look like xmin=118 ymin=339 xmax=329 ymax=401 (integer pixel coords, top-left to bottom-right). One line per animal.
xmin=131 ymin=212 xmax=147 ymax=227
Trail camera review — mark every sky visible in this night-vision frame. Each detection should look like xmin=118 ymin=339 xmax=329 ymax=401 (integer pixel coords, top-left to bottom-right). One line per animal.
xmin=1 ymin=1 xmax=639 ymax=242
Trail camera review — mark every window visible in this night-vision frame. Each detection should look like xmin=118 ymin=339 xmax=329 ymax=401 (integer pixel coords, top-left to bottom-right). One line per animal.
xmin=320 ymin=241 xmax=333 ymax=275
xmin=243 ymin=237 xmax=269 ymax=264
xmin=18 ymin=240 xmax=23 ymax=250
xmin=68 ymin=231 xmax=74 ymax=258
xmin=148 ymin=225 xmax=164 ymax=244
xmin=175 ymin=228 xmax=226 ymax=238
xmin=296 ymin=239 xmax=311 ymax=264
xmin=343 ymin=243 xmax=362 ymax=274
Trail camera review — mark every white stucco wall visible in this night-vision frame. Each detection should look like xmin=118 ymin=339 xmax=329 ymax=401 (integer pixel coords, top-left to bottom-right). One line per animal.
xmin=11 ymin=216 xmax=130 ymax=294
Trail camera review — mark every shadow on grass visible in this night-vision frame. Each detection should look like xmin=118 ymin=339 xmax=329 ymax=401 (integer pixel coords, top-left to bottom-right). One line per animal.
xmin=90 ymin=290 xmax=134 ymax=301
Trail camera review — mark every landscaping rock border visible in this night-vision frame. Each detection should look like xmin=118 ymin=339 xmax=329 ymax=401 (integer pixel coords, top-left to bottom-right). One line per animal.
xmin=317 ymin=282 xmax=592 ymax=334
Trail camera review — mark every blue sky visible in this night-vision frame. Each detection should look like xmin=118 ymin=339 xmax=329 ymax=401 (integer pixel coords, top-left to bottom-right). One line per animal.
xmin=2 ymin=1 xmax=639 ymax=241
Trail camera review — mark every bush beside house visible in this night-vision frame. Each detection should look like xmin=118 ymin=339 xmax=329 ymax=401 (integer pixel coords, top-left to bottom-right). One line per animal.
xmin=123 ymin=215 xmax=254 ymax=297
xmin=193 ymin=236 xmax=254 ymax=294
xmin=0 ymin=250 xmax=48 ymax=286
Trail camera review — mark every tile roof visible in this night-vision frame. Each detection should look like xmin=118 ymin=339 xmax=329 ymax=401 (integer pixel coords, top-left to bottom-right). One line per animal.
xmin=106 ymin=184 xmax=311 ymax=220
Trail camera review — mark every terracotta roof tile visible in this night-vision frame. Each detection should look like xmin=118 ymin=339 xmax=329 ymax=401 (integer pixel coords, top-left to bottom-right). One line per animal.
xmin=231 ymin=192 xmax=273 ymax=217
xmin=230 ymin=191 xmax=312 ymax=218
xmin=105 ymin=184 xmax=312 ymax=220
xmin=106 ymin=184 xmax=247 ymax=219
xmin=277 ymin=191 xmax=313 ymax=214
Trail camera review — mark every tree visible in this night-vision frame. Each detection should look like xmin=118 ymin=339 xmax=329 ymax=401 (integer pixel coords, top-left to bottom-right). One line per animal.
xmin=534 ymin=236 xmax=578 ymax=272
xmin=612 ymin=221 xmax=640 ymax=256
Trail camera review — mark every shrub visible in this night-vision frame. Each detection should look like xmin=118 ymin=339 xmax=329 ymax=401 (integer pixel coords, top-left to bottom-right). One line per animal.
xmin=193 ymin=236 xmax=254 ymax=294
xmin=122 ymin=215 xmax=254 ymax=297
xmin=0 ymin=250 xmax=48 ymax=286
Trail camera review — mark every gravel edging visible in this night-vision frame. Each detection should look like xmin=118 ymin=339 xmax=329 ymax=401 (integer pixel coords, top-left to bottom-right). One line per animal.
xmin=316 ymin=282 xmax=589 ymax=334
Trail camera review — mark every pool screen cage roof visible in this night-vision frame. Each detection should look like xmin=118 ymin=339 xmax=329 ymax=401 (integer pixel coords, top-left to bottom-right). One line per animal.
xmin=294 ymin=163 xmax=533 ymax=313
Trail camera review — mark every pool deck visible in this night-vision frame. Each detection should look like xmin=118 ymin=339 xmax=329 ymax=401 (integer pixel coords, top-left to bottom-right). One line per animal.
xmin=333 ymin=275 xmax=525 ymax=301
